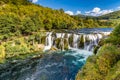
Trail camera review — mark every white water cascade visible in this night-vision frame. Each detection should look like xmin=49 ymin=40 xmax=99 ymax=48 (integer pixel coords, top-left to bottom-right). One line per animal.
xmin=44 ymin=32 xmax=53 ymax=51
xmin=44 ymin=32 xmax=111 ymax=51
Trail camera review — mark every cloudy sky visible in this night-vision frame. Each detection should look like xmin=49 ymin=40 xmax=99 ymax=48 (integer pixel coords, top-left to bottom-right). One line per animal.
xmin=32 ymin=0 xmax=120 ymax=16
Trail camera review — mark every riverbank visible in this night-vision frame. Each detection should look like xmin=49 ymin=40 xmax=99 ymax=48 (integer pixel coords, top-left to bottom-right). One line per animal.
xmin=75 ymin=25 xmax=120 ymax=80
xmin=0 ymin=31 xmax=47 ymax=63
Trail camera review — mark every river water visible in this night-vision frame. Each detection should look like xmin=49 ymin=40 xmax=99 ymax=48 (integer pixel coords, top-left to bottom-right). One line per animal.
xmin=0 ymin=50 xmax=92 ymax=80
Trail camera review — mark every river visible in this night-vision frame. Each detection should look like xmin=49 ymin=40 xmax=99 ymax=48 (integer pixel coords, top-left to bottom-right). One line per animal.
xmin=0 ymin=28 xmax=112 ymax=80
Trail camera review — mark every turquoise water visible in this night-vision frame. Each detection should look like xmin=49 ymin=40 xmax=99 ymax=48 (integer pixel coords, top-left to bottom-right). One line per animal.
xmin=0 ymin=49 xmax=92 ymax=80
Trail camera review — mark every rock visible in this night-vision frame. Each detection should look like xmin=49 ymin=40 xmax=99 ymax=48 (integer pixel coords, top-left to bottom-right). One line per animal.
xmin=78 ymin=35 xmax=84 ymax=49
xmin=50 ymin=46 xmax=58 ymax=51
xmin=64 ymin=39 xmax=69 ymax=50
xmin=68 ymin=34 xmax=74 ymax=47
xmin=31 ymin=54 xmax=43 ymax=60
xmin=37 ymin=44 xmax=45 ymax=50
xmin=55 ymin=38 xmax=61 ymax=49
xmin=41 ymin=36 xmax=46 ymax=45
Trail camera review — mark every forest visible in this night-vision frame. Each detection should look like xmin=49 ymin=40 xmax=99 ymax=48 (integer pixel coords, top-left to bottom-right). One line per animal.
xmin=1 ymin=0 xmax=120 ymax=41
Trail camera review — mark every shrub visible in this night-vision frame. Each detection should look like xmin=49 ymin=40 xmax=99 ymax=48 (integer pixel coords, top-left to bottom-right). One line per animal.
xmin=76 ymin=44 xmax=120 ymax=80
xmin=0 ymin=45 xmax=5 ymax=63
xmin=112 ymin=24 xmax=120 ymax=37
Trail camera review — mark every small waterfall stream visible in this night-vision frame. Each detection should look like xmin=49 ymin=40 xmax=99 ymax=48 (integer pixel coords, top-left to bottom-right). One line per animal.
xmin=44 ymin=32 xmax=53 ymax=51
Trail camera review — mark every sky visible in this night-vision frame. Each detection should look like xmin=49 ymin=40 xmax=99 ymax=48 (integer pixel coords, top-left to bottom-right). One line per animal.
xmin=31 ymin=0 xmax=120 ymax=16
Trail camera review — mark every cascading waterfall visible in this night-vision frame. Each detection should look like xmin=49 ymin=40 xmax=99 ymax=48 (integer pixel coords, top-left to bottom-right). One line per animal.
xmin=44 ymin=32 xmax=111 ymax=51
xmin=44 ymin=32 xmax=53 ymax=51
xmin=73 ymin=34 xmax=79 ymax=48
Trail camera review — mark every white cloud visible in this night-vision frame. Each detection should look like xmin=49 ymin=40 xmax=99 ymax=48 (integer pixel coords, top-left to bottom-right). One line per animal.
xmin=92 ymin=7 xmax=101 ymax=13
xmin=100 ymin=10 xmax=113 ymax=15
xmin=65 ymin=10 xmax=81 ymax=15
xmin=32 ymin=0 xmax=38 ymax=3
xmin=76 ymin=10 xmax=81 ymax=15
xmin=118 ymin=6 xmax=120 ymax=9
xmin=85 ymin=7 xmax=113 ymax=16
xmin=65 ymin=11 xmax=74 ymax=15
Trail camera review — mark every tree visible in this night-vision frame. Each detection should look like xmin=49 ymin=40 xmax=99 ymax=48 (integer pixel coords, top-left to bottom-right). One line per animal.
xmin=59 ymin=8 xmax=64 ymax=13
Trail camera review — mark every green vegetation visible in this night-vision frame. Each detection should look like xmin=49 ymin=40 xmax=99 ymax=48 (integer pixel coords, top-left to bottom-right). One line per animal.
xmin=105 ymin=24 xmax=120 ymax=46
xmin=72 ymin=10 xmax=120 ymax=28
xmin=0 ymin=32 xmax=47 ymax=63
xmin=0 ymin=45 xmax=5 ymax=63
xmin=72 ymin=15 xmax=116 ymax=28
xmin=54 ymin=38 xmax=69 ymax=50
xmin=55 ymin=38 xmax=62 ymax=49
xmin=0 ymin=0 xmax=77 ymax=63
xmin=76 ymin=25 xmax=120 ymax=80
xmin=0 ymin=0 xmax=120 ymax=42
xmin=0 ymin=0 xmax=77 ymax=41
xmin=98 ymin=10 xmax=120 ymax=19
xmin=64 ymin=39 xmax=69 ymax=50
xmin=78 ymin=35 xmax=84 ymax=49
xmin=68 ymin=34 xmax=74 ymax=47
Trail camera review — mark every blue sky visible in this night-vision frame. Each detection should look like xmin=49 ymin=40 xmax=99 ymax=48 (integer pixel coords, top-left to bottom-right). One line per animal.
xmin=32 ymin=0 xmax=120 ymax=16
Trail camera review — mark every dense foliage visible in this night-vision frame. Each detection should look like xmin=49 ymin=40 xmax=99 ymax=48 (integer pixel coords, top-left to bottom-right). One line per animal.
xmin=76 ymin=25 xmax=120 ymax=80
xmin=0 ymin=0 xmax=77 ymax=40
xmin=1 ymin=0 xmax=120 ymax=41
xmin=105 ymin=24 xmax=120 ymax=46
xmin=0 ymin=32 xmax=47 ymax=62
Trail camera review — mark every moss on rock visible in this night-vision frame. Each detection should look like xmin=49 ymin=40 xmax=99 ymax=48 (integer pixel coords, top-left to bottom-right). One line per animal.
xmin=41 ymin=36 xmax=46 ymax=45
xmin=55 ymin=38 xmax=61 ymax=49
xmin=68 ymin=34 xmax=73 ymax=47
xmin=78 ymin=35 xmax=84 ymax=49
xmin=64 ymin=39 xmax=69 ymax=50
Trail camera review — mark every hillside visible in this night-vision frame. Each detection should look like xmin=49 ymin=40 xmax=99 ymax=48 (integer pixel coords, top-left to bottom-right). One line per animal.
xmin=73 ymin=10 xmax=120 ymax=20
xmin=0 ymin=0 xmax=77 ymax=40
xmin=98 ymin=10 xmax=120 ymax=19
xmin=72 ymin=10 xmax=120 ymax=28
xmin=76 ymin=24 xmax=120 ymax=80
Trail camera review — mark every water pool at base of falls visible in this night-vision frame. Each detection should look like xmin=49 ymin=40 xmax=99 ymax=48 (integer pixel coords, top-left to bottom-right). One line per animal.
xmin=0 ymin=49 xmax=92 ymax=80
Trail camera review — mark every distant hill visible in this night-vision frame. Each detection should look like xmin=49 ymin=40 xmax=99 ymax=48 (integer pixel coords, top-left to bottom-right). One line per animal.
xmin=72 ymin=10 xmax=120 ymax=28
xmin=98 ymin=10 xmax=120 ymax=19
xmin=73 ymin=10 xmax=120 ymax=20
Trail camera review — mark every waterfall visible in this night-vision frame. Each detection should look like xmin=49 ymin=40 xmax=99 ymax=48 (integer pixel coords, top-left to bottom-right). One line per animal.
xmin=44 ymin=32 xmax=53 ymax=51
xmin=73 ymin=34 xmax=79 ymax=48
xmin=44 ymin=32 xmax=111 ymax=51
